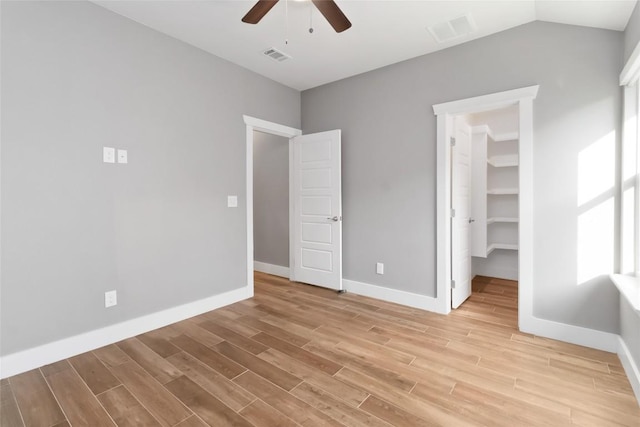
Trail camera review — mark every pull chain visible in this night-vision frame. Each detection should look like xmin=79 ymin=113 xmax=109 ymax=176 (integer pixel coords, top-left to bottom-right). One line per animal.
xmin=285 ymin=0 xmax=289 ymax=44
xmin=309 ymin=3 xmax=314 ymax=34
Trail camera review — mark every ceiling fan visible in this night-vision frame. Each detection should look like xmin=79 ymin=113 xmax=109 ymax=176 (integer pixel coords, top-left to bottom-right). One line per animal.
xmin=242 ymin=0 xmax=352 ymax=33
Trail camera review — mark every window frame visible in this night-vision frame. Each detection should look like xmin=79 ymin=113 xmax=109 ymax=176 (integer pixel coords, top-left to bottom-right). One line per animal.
xmin=620 ymin=82 xmax=640 ymax=276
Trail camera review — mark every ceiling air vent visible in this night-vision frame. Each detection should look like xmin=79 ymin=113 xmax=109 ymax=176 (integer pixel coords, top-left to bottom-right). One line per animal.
xmin=428 ymin=14 xmax=476 ymax=43
xmin=263 ymin=47 xmax=291 ymax=62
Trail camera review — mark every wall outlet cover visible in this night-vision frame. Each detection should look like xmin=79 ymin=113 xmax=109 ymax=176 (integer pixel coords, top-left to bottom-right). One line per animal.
xmin=376 ymin=262 xmax=384 ymax=275
xmin=227 ymin=195 xmax=238 ymax=208
xmin=105 ymin=290 xmax=117 ymax=308
xmin=103 ymin=147 xmax=115 ymax=163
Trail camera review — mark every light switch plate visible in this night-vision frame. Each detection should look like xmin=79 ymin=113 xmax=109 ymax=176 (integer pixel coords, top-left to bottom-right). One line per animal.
xmin=227 ymin=195 xmax=238 ymax=208
xmin=117 ymin=149 xmax=128 ymax=164
xmin=103 ymin=147 xmax=115 ymax=163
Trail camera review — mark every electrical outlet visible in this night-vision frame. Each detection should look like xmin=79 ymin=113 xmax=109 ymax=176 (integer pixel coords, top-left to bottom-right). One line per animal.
xmin=105 ymin=290 xmax=117 ymax=308
xmin=103 ymin=147 xmax=115 ymax=163
xmin=117 ymin=149 xmax=128 ymax=164
xmin=227 ymin=195 xmax=238 ymax=208
xmin=376 ymin=262 xmax=384 ymax=275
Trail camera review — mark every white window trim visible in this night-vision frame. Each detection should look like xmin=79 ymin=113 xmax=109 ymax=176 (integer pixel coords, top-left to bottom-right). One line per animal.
xmin=617 ymin=45 xmax=640 ymax=310
xmin=611 ymin=274 xmax=640 ymax=312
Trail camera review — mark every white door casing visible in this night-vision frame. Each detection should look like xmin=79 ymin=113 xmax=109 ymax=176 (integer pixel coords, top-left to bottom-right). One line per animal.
xmin=451 ymin=118 xmax=472 ymax=308
xmin=291 ymin=130 xmax=343 ymax=291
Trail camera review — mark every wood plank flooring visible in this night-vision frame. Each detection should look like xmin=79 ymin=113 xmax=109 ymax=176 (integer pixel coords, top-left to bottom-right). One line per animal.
xmin=2 ymin=273 xmax=639 ymax=426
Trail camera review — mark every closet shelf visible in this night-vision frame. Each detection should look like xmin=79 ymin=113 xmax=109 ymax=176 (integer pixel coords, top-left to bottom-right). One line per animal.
xmin=487 ymin=217 xmax=519 ymax=224
xmin=492 ymin=132 xmax=519 ymax=142
xmin=487 ymin=188 xmax=519 ymax=195
xmin=487 ymin=243 xmax=519 ymax=254
xmin=487 ymin=155 xmax=519 ymax=167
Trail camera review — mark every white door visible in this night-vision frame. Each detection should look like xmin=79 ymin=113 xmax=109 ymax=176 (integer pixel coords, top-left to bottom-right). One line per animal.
xmin=290 ymin=130 xmax=342 ymax=291
xmin=451 ymin=118 xmax=472 ymax=308
xmin=470 ymin=130 xmax=487 ymax=257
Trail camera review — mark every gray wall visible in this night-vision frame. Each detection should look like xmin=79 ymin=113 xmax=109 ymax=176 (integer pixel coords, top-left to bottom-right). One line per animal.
xmin=472 ymin=252 xmax=518 ymax=282
xmin=625 ymin=1 xmax=640 ymax=64
xmin=302 ymin=21 xmax=623 ymax=333
xmin=620 ymin=296 xmax=640 ymax=381
xmin=0 ymin=1 xmax=300 ymax=356
xmin=253 ymin=131 xmax=289 ymax=267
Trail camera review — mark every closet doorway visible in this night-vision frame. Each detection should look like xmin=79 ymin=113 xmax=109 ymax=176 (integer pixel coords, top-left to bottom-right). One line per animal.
xmin=451 ymin=108 xmax=521 ymax=323
xmin=433 ymin=85 xmax=539 ymax=329
xmin=468 ymin=107 xmax=521 ymax=281
xmin=450 ymin=107 xmax=520 ymax=308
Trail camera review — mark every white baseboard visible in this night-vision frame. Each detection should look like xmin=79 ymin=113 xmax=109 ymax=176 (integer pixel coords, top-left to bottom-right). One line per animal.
xmin=343 ymin=279 xmax=447 ymax=314
xmin=0 ymin=286 xmax=251 ymax=379
xmin=473 ymin=267 xmax=518 ymax=281
xmin=618 ymin=336 xmax=640 ymax=406
xmin=519 ymin=314 xmax=619 ymax=353
xmin=254 ymin=261 xmax=290 ymax=278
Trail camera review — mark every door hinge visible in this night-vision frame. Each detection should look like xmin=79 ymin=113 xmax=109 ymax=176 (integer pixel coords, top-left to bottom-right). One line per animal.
xmin=450 ymin=208 xmax=456 ymax=218
xmin=450 ymin=137 xmax=456 ymax=147
xmin=451 ymin=279 xmax=456 ymax=289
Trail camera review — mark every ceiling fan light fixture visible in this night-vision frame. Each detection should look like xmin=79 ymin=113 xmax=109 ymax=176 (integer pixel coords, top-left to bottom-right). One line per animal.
xmin=242 ymin=0 xmax=351 ymax=33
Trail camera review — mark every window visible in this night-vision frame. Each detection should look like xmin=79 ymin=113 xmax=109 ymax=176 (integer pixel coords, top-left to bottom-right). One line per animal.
xmin=621 ymin=82 xmax=640 ymax=275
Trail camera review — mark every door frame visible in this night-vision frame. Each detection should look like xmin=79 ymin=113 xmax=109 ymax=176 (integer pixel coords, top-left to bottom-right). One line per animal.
xmin=433 ymin=85 xmax=539 ymax=329
xmin=243 ymin=115 xmax=301 ymax=296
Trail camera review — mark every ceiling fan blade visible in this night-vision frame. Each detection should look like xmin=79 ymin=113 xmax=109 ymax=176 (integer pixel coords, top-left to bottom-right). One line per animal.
xmin=311 ymin=0 xmax=352 ymax=33
xmin=242 ymin=0 xmax=279 ymax=24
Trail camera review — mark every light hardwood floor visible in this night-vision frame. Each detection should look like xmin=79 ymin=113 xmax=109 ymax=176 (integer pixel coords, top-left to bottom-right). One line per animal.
xmin=1 ymin=273 xmax=639 ymax=426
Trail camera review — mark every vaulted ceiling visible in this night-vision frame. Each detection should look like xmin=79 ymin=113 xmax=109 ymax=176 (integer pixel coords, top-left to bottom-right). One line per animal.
xmin=94 ymin=1 xmax=637 ymax=90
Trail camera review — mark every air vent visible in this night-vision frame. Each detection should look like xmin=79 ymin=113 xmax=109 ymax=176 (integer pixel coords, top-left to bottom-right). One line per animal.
xmin=427 ymin=14 xmax=476 ymax=43
xmin=263 ymin=47 xmax=291 ymax=62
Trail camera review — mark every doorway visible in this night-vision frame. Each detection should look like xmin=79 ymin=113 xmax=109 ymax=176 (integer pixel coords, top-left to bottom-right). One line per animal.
xmin=243 ymin=116 xmax=300 ymax=296
xmin=243 ymin=116 xmax=344 ymax=295
xmin=468 ymin=106 xmax=520 ymax=282
xmin=450 ymin=106 xmax=520 ymax=310
xmin=433 ymin=85 xmax=539 ymax=330
xmin=253 ymin=131 xmax=290 ymax=278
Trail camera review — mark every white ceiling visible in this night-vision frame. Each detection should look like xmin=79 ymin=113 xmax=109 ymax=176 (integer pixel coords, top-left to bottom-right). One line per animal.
xmin=94 ymin=0 xmax=637 ymax=91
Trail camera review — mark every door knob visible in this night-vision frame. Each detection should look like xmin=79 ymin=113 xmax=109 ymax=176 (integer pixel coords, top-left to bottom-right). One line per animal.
xmin=327 ymin=216 xmax=339 ymax=222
